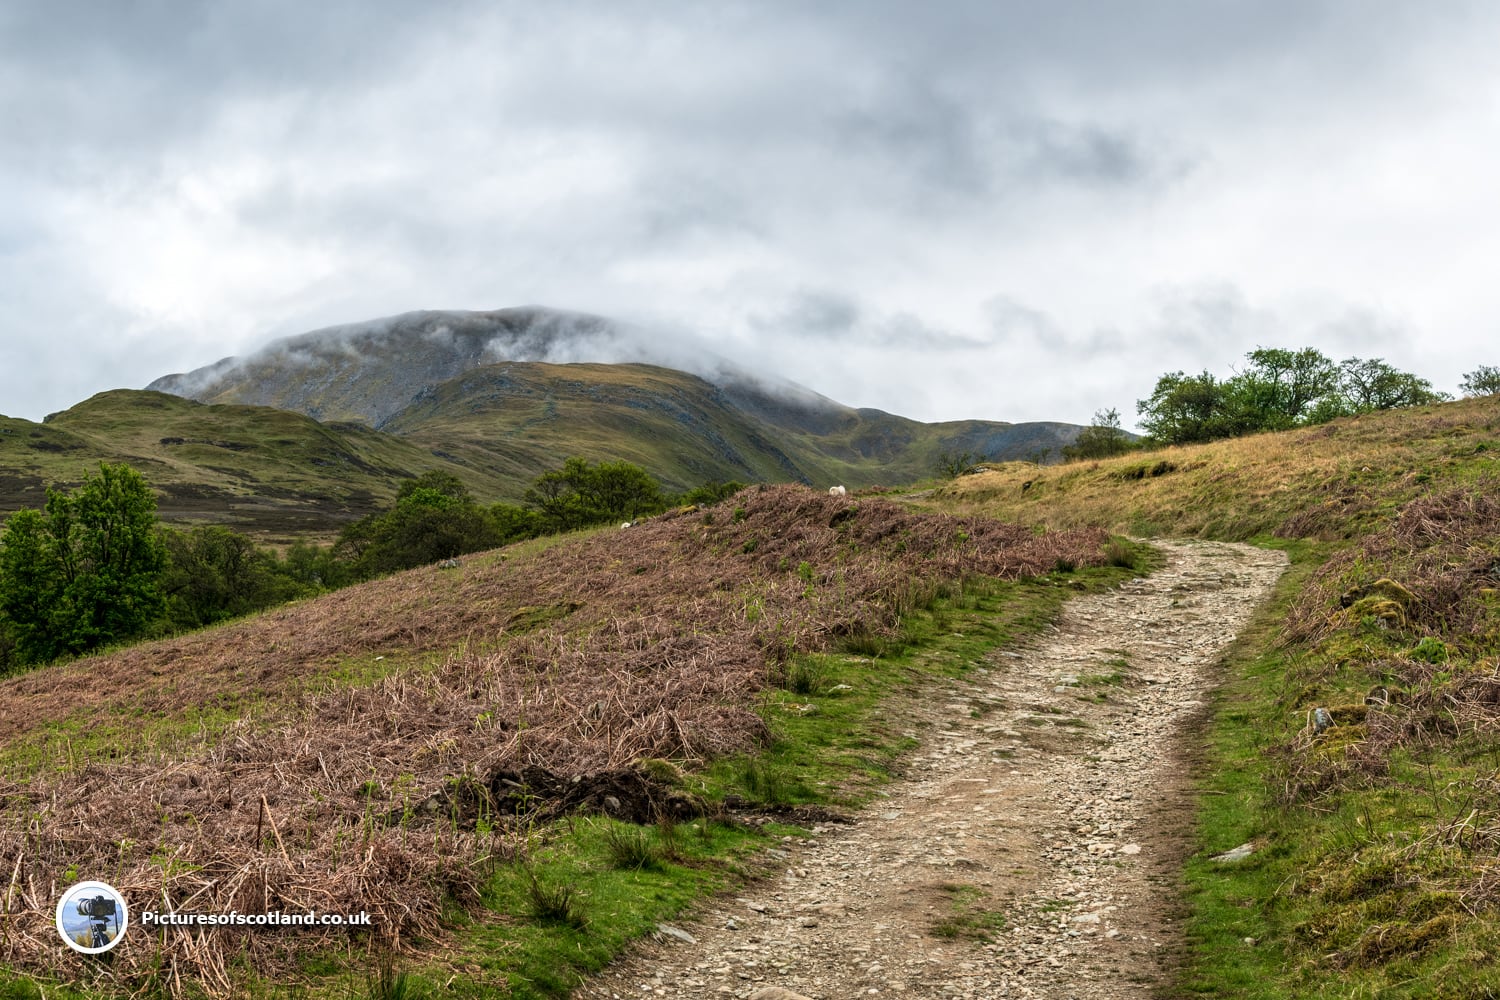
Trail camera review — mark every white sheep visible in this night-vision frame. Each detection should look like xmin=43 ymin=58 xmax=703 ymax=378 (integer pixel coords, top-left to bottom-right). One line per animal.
xmin=829 ymin=485 xmax=847 ymax=496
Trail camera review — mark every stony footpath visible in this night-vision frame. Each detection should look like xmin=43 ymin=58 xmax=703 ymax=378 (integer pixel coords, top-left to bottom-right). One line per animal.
xmin=577 ymin=540 xmax=1288 ymax=1000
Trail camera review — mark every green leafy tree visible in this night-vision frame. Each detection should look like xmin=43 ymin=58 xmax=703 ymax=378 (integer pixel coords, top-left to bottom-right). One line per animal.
xmin=677 ymin=480 xmax=747 ymax=506
xmin=160 ymin=525 xmax=293 ymax=630
xmin=396 ymin=470 xmax=470 ymax=503
xmin=1228 ymin=347 xmax=1341 ymax=429
xmin=1337 ymin=357 xmax=1445 ymax=412
xmin=523 ymin=457 xmax=667 ymax=531
xmin=276 ymin=539 xmax=351 ymax=591
xmin=935 ymin=450 xmax=985 ymax=478
xmin=340 ymin=475 xmax=500 ymax=577
xmin=0 ymin=463 xmax=166 ymax=664
xmin=1136 ymin=370 xmax=1234 ymax=445
xmin=488 ymin=503 xmax=545 ymax=544
xmin=1139 ymin=350 xmax=1445 ymax=446
xmin=1063 ymin=408 xmax=1134 ymax=460
xmin=1460 ymin=365 xmax=1500 ymax=397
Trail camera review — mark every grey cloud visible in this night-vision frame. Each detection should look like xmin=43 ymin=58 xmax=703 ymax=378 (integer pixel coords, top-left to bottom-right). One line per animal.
xmin=754 ymin=291 xmax=863 ymax=339
xmin=834 ymin=76 xmax=995 ymax=198
xmin=987 ymin=296 xmax=1127 ymax=357
xmin=754 ymin=292 xmax=988 ymax=351
xmin=1141 ymin=285 xmax=1417 ymax=372
xmin=1010 ymin=120 xmax=1176 ymax=187
xmin=1314 ymin=308 xmax=1409 ymax=356
xmin=1 ymin=1 xmax=1497 ymax=424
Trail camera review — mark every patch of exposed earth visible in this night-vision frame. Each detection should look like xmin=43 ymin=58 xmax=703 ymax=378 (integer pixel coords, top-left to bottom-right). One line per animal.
xmin=576 ymin=540 xmax=1288 ymax=1000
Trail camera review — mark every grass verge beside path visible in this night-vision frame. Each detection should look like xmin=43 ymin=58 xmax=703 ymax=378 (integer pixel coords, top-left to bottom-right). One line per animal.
xmin=1184 ymin=519 xmax=1500 ymax=997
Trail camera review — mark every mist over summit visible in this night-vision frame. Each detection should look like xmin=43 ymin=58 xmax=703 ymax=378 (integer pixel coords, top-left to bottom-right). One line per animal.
xmin=148 ymin=307 xmax=739 ymax=427
xmin=143 ymin=305 xmax=1088 ymax=501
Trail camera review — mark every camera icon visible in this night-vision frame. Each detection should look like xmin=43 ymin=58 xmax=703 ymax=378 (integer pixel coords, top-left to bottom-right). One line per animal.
xmin=56 ymin=881 xmax=128 ymax=955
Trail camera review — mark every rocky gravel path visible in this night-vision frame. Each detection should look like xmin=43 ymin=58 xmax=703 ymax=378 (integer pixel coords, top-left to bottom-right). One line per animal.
xmin=577 ymin=540 xmax=1288 ymax=1000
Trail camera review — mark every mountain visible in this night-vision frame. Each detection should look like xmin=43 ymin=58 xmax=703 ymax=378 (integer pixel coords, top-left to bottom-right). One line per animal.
xmin=1 ymin=307 xmax=1091 ymax=535
xmin=148 ymin=308 xmax=641 ymax=428
xmin=147 ymin=307 xmax=1086 ymax=488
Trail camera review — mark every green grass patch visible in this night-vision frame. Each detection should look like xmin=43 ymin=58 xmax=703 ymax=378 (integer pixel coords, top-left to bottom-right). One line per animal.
xmin=441 ymin=817 xmax=777 ymax=999
xmin=930 ymin=882 xmax=1009 ymax=942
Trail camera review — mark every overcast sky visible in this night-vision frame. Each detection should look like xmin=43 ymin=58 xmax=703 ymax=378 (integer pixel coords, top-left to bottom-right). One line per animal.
xmin=2 ymin=1 xmax=1497 ymax=428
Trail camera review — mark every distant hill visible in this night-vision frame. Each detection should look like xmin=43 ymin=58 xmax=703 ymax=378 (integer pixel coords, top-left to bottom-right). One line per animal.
xmin=143 ymin=307 xmax=1087 ymax=495
xmin=0 ymin=391 xmax=512 ymax=539
xmin=0 ymin=307 xmax=1091 ymax=536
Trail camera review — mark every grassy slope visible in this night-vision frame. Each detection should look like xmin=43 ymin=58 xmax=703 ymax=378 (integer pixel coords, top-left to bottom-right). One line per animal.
xmin=382 ymin=362 xmax=825 ymax=492
xmin=0 ymin=487 xmax=1129 ymax=998
xmin=933 ymin=395 xmax=1500 ymax=539
xmin=929 ymin=394 xmax=1500 ymax=998
xmin=0 ymin=391 xmax=513 ymax=539
xmin=381 ymin=361 xmax=1062 ymax=493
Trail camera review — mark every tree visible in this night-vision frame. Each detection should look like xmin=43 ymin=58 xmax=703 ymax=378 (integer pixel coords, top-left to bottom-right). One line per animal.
xmin=935 ymin=450 xmax=985 ymax=478
xmin=522 ymin=457 xmax=667 ymax=531
xmin=0 ymin=463 xmax=166 ymax=664
xmin=277 ymin=539 xmax=351 ymax=592
xmin=678 ymin=480 xmax=747 ymax=506
xmin=396 ymin=470 xmax=470 ymax=503
xmin=1337 ymin=357 xmax=1445 ymax=412
xmin=1138 ymin=350 xmax=1446 ymax=446
xmin=488 ymin=503 xmax=545 ymax=545
xmin=1460 ymin=365 xmax=1500 ymax=397
xmin=160 ymin=525 xmax=291 ymax=630
xmin=1136 ymin=371 xmax=1233 ymax=446
xmin=1063 ymin=408 xmax=1133 ymax=460
xmin=339 ymin=474 xmax=500 ymax=577
xmin=1229 ymin=347 xmax=1340 ymax=429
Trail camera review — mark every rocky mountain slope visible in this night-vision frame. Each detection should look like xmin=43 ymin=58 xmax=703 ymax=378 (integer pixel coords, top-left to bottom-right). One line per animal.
xmin=143 ymin=306 xmax=1085 ymax=496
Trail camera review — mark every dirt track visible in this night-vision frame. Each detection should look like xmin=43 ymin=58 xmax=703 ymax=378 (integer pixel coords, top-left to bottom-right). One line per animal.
xmin=577 ymin=539 xmax=1287 ymax=999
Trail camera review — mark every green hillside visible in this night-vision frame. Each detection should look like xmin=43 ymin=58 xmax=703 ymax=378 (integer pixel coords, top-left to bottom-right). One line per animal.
xmin=380 ymin=362 xmax=818 ymax=489
xmin=144 ymin=307 xmax=1087 ymax=493
xmin=0 ymin=391 xmax=511 ymax=539
xmin=146 ymin=308 xmax=617 ymax=427
xmin=1 ymin=353 xmax=1083 ymax=540
xmin=382 ymin=361 xmax=1082 ymax=493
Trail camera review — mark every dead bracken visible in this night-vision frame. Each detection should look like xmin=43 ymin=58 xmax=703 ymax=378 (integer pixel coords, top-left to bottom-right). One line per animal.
xmin=0 ymin=485 xmax=1107 ymax=994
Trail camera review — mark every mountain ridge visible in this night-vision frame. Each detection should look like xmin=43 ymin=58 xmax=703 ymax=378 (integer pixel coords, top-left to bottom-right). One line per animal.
xmin=142 ymin=306 xmax=1089 ymax=498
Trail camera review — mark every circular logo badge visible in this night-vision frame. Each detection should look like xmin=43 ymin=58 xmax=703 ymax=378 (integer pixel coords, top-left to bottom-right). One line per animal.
xmin=56 ymin=881 xmax=128 ymax=955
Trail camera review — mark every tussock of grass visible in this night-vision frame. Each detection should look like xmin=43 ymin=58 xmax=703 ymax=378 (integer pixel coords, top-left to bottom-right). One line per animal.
xmin=601 ymin=824 xmax=664 ymax=871
xmin=523 ymin=873 xmax=587 ymax=929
